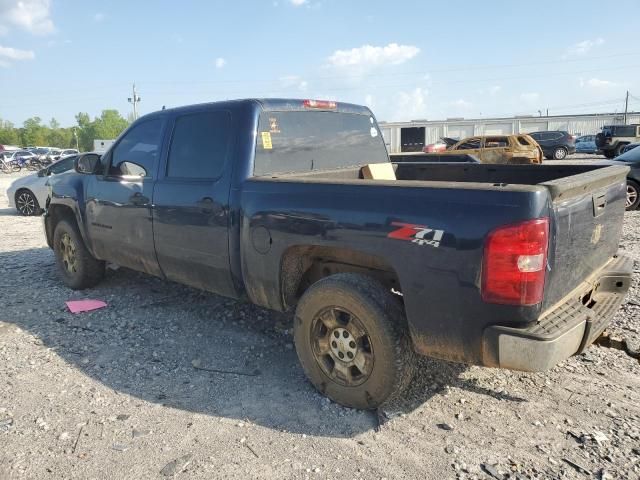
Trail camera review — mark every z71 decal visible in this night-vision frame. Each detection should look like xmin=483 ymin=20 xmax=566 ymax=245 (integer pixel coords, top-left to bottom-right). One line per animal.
xmin=387 ymin=222 xmax=444 ymax=248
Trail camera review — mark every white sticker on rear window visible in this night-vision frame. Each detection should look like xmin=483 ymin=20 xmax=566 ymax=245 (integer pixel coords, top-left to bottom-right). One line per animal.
xmin=370 ymin=127 xmax=378 ymax=138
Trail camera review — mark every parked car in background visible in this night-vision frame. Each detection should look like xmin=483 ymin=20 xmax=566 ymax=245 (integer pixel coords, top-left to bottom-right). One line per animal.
xmin=6 ymin=155 xmax=77 ymax=215
xmin=59 ymin=149 xmax=79 ymax=157
xmin=621 ymin=142 xmax=640 ymax=154
xmin=596 ymin=146 xmax=640 ymax=210
xmin=596 ymin=124 xmax=640 ymax=158
xmin=422 ymin=137 xmax=458 ymax=153
xmin=46 ymin=148 xmax=63 ymax=163
xmin=434 ymin=134 xmax=542 ymax=164
xmin=528 ymin=131 xmax=576 ymax=160
xmin=575 ymin=135 xmax=597 ymax=154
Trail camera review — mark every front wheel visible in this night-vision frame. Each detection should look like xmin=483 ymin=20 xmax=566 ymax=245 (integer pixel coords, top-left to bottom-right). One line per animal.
xmin=15 ymin=190 xmax=40 ymax=216
xmin=294 ymin=273 xmax=415 ymax=409
xmin=604 ymin=150 xmax=616 ymax=159
xmin=615 ymin=144 xmax=627 ymax=157
xmin=627 ymin=180 xmax=640 ymax=210
xmin=53 ymin=219 xmax=105 ymax=289
xmin=553 ymin=147 xmax=568 ymax=160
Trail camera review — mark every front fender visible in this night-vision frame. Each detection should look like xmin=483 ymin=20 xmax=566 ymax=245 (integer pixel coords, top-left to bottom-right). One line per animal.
xmin=45 ymin=173 xmax=93 ymax=254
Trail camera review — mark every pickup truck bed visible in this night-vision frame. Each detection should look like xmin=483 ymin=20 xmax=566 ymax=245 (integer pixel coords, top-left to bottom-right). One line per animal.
xmin=45 ymin=98 xmax=633 ymax=409
xmin=244 ymin=162 xmax=630 ymax=367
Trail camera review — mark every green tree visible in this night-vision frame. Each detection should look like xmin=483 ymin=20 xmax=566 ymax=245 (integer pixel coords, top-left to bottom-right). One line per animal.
xmin=0 ymin=119 xmax=20 ymax=145
xmin=75 ymin=112 xmax=95 ymax=152
xmin=93 ymin=110 xmax=129 ymax=140
xmin=21 ymin=117 xmax=48 ymax=147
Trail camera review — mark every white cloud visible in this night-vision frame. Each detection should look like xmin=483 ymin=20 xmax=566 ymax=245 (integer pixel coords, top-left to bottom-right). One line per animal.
xmin=327 ymin=43 xmax=420 ymax=69
xmin=290 ymin=0 xmax=306 ymax=5
xmin=488 ymin=85 xmax=501 ymax=95
xmin=394 ymin=87 xmax=428 ymax=120
xmin=215 ymin=57 xmax=226 ymax=68
xmin=520 ymin=92 xmax=540 ymax=104
xmin=0 ymin=0 xmax=54 ymax=35
xmin=364 ymin=94 xmax=374 ymax=108
xmin=93 ymin=12 xmax=105 ymax=22
xmin=279 ymin=75 xmax=308 ymax=92
xmin=451 ymin=98 xmax=472 ymax=109
xmin=582 ymin=77 xmax=617 ymax=88
xmin=0 ymin=44 xmax=35 ymax=60
xmin=564 ymin=37 xmax=604 ymax=58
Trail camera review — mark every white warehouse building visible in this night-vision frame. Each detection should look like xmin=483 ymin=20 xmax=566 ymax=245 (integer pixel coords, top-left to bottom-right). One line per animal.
xmin=378 ymin=111 xmax=640 ymax=153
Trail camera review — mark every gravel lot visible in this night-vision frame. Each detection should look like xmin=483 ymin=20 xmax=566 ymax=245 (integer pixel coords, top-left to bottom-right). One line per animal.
xmin=0 ymin=162 xmax=638 ymax=479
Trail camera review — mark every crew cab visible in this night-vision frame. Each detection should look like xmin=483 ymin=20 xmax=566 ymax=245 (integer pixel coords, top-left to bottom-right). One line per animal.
xmin=44 ymin=99 xmax=633 ymax=409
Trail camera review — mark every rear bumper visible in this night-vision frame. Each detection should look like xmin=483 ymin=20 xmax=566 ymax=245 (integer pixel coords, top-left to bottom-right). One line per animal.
xmin=482 ymin=254 xmax=633 ymax=371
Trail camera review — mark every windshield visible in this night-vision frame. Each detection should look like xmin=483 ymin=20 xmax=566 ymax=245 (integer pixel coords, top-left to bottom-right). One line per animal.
xmin=34 ymin=148 xmax=49 ymax=154
xmin=253 ymin=110 xmax=388 ymax=176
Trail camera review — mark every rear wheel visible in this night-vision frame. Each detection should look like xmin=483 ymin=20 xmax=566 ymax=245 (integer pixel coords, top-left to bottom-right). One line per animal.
xmin=15 ymin=190 xmax=40 ymax=216
xmin=627 ymin=180 xmax=640 ymax=210
xmin=53 ymin=219 xmax=105 ymax=289
xmin=553 ymin=147 xmax=568 ymax=160
xmin=294 ymin=273 xmax=415 ymax=409
xmin=615 ymin=144 xmax=627 ymax=157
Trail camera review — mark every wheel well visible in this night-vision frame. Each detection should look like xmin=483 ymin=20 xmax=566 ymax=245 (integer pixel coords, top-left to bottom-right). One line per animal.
xmin=44 ymin=204 xmax=76 ymax=248
xmin=280 ymin=246 xmax=402 ymax=310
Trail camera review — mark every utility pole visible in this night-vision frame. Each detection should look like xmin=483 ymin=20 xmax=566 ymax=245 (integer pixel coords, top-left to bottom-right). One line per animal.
xmin=624 ymin=90 xmax=629 ymax=125
xmin=128 ymin=83 xmax=141 ymax=120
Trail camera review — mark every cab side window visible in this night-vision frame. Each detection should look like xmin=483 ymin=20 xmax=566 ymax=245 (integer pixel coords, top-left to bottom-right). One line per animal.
xmin=109 ymin=118 xmax=163 ymax=178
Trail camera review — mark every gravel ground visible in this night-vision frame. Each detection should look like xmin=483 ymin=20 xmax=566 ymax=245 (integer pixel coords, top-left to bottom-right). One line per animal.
xmin=0 ymin=163 xmax=638 ymax=480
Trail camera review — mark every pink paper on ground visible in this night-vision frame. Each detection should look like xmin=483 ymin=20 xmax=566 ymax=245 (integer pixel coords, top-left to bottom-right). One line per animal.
xmin=66 ymin=299 xmax=107 ymax=313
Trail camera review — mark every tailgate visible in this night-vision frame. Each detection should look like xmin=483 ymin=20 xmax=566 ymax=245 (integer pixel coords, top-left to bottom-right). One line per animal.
xmin=541 ymin=165 xmax=629 ymax=309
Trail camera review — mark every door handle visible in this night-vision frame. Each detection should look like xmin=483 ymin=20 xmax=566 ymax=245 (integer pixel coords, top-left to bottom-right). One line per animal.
xmin=130 ymin=192 xmax=150 ymax=206
xmin=196 ymin=197 xmax=217 ymax=214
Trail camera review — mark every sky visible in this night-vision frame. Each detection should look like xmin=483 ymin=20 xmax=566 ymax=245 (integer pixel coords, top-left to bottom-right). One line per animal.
xmin=1 ymin=0 xmax=640 ymax=127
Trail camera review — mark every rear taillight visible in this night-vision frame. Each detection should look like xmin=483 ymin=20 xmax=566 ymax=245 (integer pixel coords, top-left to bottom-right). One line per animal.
xmin=482 ymin=218 xmax=549 ymax=306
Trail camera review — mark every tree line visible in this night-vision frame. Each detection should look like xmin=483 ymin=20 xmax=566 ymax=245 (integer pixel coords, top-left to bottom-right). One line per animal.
xmin=0 ymin=110 xmax=130 ymax=152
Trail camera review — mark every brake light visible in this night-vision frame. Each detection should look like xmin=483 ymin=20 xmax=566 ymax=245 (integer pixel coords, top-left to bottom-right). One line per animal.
xmin=482 ymin=218 xmax=549 ymax=305
xmin=303 ymin=99 xmax=337 ymax=109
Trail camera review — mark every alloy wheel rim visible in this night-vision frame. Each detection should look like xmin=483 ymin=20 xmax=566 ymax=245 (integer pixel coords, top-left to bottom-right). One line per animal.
xmin=310 ymin=307 xmax=374 ymax=387
xmin=17 ymin=193 xmax=35 ymax=215
xmin=556 ymin=149 xmax=566 ymax=159
xmin=59 ymin=233 xmax=78 ymax=274
xmin=627 ymin=185 xmax=638 ymax=208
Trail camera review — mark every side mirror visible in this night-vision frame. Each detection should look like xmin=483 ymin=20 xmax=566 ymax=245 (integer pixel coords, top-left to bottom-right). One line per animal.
xmin=75 ymin=153 xmax=101 ymax=174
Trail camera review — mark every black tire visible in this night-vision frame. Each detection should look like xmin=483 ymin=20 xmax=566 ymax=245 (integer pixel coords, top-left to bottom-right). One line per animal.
xmin=53 ymin=219 xmax=105 ymax=289
xmin=553 ymin=147 xmax=568 ymax=160
xmin=15 ymin=189 xmax=41 ymax=216
xmin=614 ymin=143 xmax=627 ymax=157
xmin=293 ymin=273 xmax=415 ymax=409
xmin=603 ymin=150 xmax=616 ymax=159
xmin=627 ymin=180 xmax=640 ymax=211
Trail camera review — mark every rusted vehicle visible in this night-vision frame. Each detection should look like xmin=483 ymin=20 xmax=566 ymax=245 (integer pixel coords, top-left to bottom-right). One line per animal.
xmin=437 ymin=134 xmax=543 ymax=164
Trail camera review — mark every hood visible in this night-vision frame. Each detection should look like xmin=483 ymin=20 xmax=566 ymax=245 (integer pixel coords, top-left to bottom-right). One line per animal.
xmin=8 ymin=173 xmax=40 ymax=190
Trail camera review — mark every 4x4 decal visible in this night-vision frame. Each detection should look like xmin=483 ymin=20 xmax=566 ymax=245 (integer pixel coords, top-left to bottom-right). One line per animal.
xmin=388 ymin=222 xmax=444 ymax=248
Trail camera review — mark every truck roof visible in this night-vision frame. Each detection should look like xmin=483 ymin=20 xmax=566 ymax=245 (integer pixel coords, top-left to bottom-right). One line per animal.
xmin=141 ymin=98 xmax=373 ymax=120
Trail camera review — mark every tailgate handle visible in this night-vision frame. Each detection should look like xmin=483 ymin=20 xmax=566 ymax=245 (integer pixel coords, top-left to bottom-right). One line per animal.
xmin=592 ymin=193 xmax=607 ymax=217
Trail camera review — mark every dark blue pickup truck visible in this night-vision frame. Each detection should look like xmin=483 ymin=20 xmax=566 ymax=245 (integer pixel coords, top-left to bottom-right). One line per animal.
xmin=44 ymin=99 xmax=633 ymax=409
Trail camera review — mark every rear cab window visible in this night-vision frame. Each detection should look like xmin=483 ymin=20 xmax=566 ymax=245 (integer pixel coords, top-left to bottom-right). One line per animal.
xmin=517 ymin=136 xmax=531 ymax=146
xmin=253 ymin=109 xmax=388 ymax=176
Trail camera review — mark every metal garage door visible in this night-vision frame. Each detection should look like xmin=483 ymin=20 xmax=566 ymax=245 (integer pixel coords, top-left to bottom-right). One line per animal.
xmin=446 ymin=125 xmax=474 ymax=139
xmin=483 ymin=123 xmax=513 ymax=135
